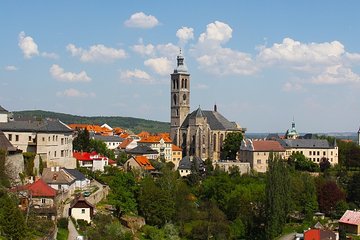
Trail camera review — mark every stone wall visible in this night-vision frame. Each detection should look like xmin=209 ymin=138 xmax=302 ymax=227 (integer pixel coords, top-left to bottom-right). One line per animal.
xmin=5 ymin=153 xmax=24 ymax=184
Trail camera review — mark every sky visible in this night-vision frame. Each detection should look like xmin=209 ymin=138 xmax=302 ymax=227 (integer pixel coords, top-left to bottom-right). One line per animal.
xmin=1 ymin=1 xmax=360 ymax=133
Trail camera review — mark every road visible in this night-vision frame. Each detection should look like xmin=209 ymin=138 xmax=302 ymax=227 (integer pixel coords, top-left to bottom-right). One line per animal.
xmin=278 ymin=232 xmax=295 ymax=240
xmin=67 ymin=219 xmax=80 ymax=240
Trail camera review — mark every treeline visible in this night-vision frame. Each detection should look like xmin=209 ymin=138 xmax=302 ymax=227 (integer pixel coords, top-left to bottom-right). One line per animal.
xmin=14 ymin=110 xmax=170 ymax=133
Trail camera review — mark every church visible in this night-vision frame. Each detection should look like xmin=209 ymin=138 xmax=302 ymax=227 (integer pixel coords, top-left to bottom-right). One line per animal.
xmin=170 ymin=51 xmax=246 ymax=160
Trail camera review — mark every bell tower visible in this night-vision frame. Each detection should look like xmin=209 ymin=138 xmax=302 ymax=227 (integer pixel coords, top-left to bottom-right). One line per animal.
xmin=170 ymin=50 xmax=190 ymax=145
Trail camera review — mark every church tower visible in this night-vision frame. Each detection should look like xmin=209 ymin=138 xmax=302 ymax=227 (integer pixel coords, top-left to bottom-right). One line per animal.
xmin=170 ymin=50 xmax=190 ymax=145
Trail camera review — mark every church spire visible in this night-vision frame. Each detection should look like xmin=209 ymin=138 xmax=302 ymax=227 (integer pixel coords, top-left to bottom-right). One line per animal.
xmin=175 ymin=48 xmax=187 ymax=73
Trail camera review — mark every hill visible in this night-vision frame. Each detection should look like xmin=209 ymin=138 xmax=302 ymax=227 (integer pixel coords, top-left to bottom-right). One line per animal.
xmin=13 ymin=110 xmax=170 ymax=134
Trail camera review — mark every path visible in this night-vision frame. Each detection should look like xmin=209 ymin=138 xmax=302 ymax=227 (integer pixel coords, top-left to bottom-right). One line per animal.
xmin=67 ymin=219 xmax=80 ymax=240
xmin=278 ymin=232 xmax=295 ymax=240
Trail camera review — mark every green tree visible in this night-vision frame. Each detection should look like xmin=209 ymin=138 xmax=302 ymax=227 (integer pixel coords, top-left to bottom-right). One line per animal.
xmin=73 ymin=128 xmax=90 ymax=152
xmin=89 ymin=139 xmax=115 ymax=159
xmin=116 ymin=151 xmax=128 ymax=165
xmin=0 ymin=189 xmax=27 ymax=239
xmin=0 ymin=150 xmax=10 ymax=187
xmin=288 ymin=152 xmax=319 ymax=172
xmin=347 ymin=172 xmax=360 ymax=207
xmin=220 ymin=132 xmax=243 ymax=160
xmin=265 ymin=153 xmax=290 ymax=240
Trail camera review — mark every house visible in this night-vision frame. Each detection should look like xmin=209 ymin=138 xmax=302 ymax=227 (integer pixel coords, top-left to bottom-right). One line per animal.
xmin=13 ymin=179 xmax=57 ymax=219
xmin=69 ymin=195 xmax=94 ymax=223
xmin=137 ymin=131 xmax=150 ymax=138
xmin=92 ymin=135 xmax=124 ymax=150
xmin=0 ymin=105 xmax=13 ymax=123
xmin=119 ymin=138 xmax=138 ymax=150
xmin=0 ymin=131 xmax=24 ymax=184
xmin=124 ymin=155 xmax=155 ymax=172
xmin=73 ymin=151 xmax=112 ymax=172
xmin=339 ymin=210 xmax=360 ymax=235
xmin=178 ymin=156 xmax=205 ymax=177
xmin=212 ymin=160 xmax=250 ymax=175
xmin=303 ymin=228 xmax=337 ymax=240
xmin=137 ymin=135 xmax=173 ymax=161
xmin=64 ymin=168 xmax=90 ymax=190
xmin=172 ymin=144 xmax=182 ymax=168
xmin=68 ymin=124 xmax=113 ymax=136
xmin=240 ymin=139 xmax=286 ymax=173
xmin=41 ymin=167 xmax=76 ymax=194
xmin=125 ymin=145 xmax=159 ymax=160
xmin=0 ymin=116 xmax=76 ymax=168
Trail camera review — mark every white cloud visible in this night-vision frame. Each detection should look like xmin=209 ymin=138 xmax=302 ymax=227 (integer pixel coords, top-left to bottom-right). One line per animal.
xmin=50 ymin=64 xmax=91 ymax=82
xmin=120 ymin=69 xmax=153 ymax=84
xmin=4 ymin=65 xmax=18 ymax=71
xmin=257 ymin=38 xmax=345 ymax=66
xmin=282 ymin=82 xmax=304 ymax=92
xmin=41 ymin=52 xmax=59 ymax=59
xmin=198 ymin=21 xmax=232 ymax=45
xmin=124 ymin=12 xmax=159 ymax=29
xmin=56 ymin=88 xmax=95 ymax=97
xmin=193 ymin=83 xmax=209 ymax=89
xmin=156 ymin=43 xmax=179 ymax=59
xmin=312 ymin=65 xmax=360 ymax=84
xmin=144 ymin=57 xmax=172 ymax=75
xmin=131 ymin=43 xmax=155 ymax=56
xmin=176 ymin=27 xmax=194 ymax=44
xmin=18 ymin=31 xmax=39 ymax=59
xmin=66 ymin=44 xmax=126 ymax=62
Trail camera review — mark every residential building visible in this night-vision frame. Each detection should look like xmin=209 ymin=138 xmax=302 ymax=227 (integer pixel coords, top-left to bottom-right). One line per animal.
xmin=125 ymin=145 xmax=159 ymax=160
xmin=0 ymin=117 xmax=76 ymax=168
xmin=69 ymin=195 xmax=94 ymax=223
xmin=92 ymin=135 xmax=124 ymax=150
xmin=278 ymin=138 xmax=338 ymax=165
xmin=172 ymin=144 xmax=182 ymax=168
xmin=169 ymin=51 xmax=245 ymax=160
xmin=13 ymin=179 xmax=57 ymax=219
xmin=303 ymin=228 xmax=337 ymax=240
xmin=73 ymin=151 xmax=113 ymax=172
xmin=68 ymin=124 xmax=113 ymax=136
xmin=41 ymin=167 xmax=76 ymax=194
xmin=64 ymin=168 xmax=90 ymax=190
xmin=124 ymin=155 xmax=155 ymax=172
xmin=0 ymin=105 xmax=13 ymax=123
xmin=138 ymin=135 xmax=173 ymax=161
xmin=177 ymin=156 xmax=205 ymax=177
xmin=240 ymin=139 xmax=286 ymax=173
xmin=339 ymin=210 xmax=360 ymax=235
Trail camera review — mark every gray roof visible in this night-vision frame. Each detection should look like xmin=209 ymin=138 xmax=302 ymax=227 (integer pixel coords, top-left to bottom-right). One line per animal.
xmin=64 ymin=168 xmax=86 ymax=181
xmin=178 ymin=156 xmax=192 ymax=170
xmin=0 ymin=119 xmax=73 ymax=133
xmin=0 ymin=131 xmax=17 ymax=152
xmin=41 ymin=168 xmax=75 ymax=185
xmin=126 ymin=145 xmax=158 ymax=155
xmin=278 ymin=139 xmax=333 ymax=149
xmin=93 ymin=135 xmax=124 ymax=142
xmin=181 ymin=109 xmax=239 ymax=131
xmin=0 ymin=106 xmax=8 ymax=114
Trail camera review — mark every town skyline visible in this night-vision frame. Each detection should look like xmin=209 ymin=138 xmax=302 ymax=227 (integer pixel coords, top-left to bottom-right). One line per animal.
xmin=1 ymin=1 xmax=360 ymax=133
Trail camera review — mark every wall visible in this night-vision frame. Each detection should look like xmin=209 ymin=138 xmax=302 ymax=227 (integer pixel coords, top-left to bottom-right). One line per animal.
xmin=5 ymin=153 xmax=24 ymax=184
xmin=71 ymin=207 xmax=91 ymax=223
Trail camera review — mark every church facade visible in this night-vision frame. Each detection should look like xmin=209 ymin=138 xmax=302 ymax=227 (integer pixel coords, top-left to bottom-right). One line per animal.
xmin=170 ymin=51 xmax=246 ymax=160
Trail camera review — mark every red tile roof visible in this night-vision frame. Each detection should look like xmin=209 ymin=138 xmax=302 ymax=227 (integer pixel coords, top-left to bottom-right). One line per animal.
xmin=138 ymin=131 xmax=150 ymax=138
xmin=25 ymin=179 xmax=57 ymax=197
xmin=73 ymin=151 xmax=108 ymax=161
xmin=119 ymin=138 xmax=133 ymax=149
xmin=172 ymin=144 xmax=182 ymax=151
xmin=134 ymin=156 xmax=155 ymax=170
xmin=138 ymin=135 xmax=172 ymax=143
xmin=69 ymin=124 xmax=113 ymax=135
xmin=252 ymin=140 xmax=285 ymax=152
xmin=339 ymin=210 xmax=360 ymax=226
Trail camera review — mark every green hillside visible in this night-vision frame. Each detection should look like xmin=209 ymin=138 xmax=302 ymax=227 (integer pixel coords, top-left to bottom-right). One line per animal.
xmin=13 ymin=110 xmax=170 ymax=134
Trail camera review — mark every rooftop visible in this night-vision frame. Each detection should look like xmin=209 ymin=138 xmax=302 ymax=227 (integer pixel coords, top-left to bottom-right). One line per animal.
xmin=0 ymin=119 xmax=73 ymax=133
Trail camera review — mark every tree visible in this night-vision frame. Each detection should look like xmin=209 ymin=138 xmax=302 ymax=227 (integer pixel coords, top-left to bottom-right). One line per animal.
xmin=265 ymin=153 xmax=290 ymax=240
xmin=220 ymin=132 xmax=243 ymax=160
xmin=288 ymin=152 xmax=320 ymax=172
xmin=89 ymin=139 xmax=115 ymax=159
xmin=316 ymin=179 xmax=345 ymax=215
xmin=347 ymin=172 xmax=360 ymax=207
xmin=0 ymin=150 xmax=10 ymax=187
xmin=319 ymin=157 xmax=331 ymax=172
xmin=73 ymin=128 xmax=90 ymax=152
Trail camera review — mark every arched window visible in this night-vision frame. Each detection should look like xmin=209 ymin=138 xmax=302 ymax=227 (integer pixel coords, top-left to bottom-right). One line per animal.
xmin=181 ymin=79 xmax=184 ymax=88
xmin=172 ymin=79 xmax=175 ymax=89
xmin=185 ymin=79 xmax=187 ymax=89
xmin=176 ymin=79 xmax=179 ymax=89
xmin=213 ymin=134 xmax=217 ymax=151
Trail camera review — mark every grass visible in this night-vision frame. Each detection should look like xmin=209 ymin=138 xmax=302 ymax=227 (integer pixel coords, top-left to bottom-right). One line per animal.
xmin=56 ymin=227 xmax=69 ymax=240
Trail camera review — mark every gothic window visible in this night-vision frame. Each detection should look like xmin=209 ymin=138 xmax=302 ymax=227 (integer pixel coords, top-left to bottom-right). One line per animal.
xmin=185 ymin=79 xmax=188 ymax=89
xmin=213 ymin=134 xmax=217 ymax=151
xmin=181 ymin=79 xmax=184 ymax=88
xmin=176 ymin=79 xmax=179 ymax=89
xmin=183 ymin=94 xmax=186 ymax=102
xmin=176 ymin=109 xmax=179 ymax=116
xmin=172 ymin=79 xmax=175 ymax=89
xmin=202 ymin=135 xmax=205 ymax=144
xmin=220 ymin=133 xmax=224 ymax=149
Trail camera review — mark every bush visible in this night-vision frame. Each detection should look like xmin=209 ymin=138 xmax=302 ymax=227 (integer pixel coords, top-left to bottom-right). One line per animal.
xmin=57 ymin=217 xmax=68 ymax=229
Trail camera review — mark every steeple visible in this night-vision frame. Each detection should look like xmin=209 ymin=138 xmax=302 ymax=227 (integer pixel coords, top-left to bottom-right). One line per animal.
xmin=175 ymin=49 xmax=187 ymax=73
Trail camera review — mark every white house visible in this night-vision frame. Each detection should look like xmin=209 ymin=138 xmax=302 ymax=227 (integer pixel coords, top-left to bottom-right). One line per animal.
xmin=92 ymin=135 xmax=124 ymax=150
xmin=69 ymin=195 xmax=94 ymax=223
xmin=73 ymin=152 xmax=115 ymax=172
xmin=41 ymin=167 xmax=76 ymax=194
xmin=137 ymin=136 xmax=173 ymax=161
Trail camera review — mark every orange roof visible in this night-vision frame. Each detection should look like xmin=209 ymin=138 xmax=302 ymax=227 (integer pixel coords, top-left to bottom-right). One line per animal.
xmin=69 ymin=124 xmax=112 ymax=135
xmin=138 ymin=131 xmax=150 ymax=138
xmin=157 ymin=132 xmax=170 ymax=138
xmin=119 ymin=138 xmax=133 ymax=149
xmin=24 ymin=179 xmax=57 ymax=197
xmin=172 ymin=144 xmax=182 ymax=151
xmin=138 ymin=135 xmax=172 ymax=143
xmin=113 ymin=127 xmax=125 ymax=134
xmin=134 ymin=156 xmax=155 ymax=170
xmin=252 ymin=140 xmax=285 ymax=152
xmin=120 ymin=133 xmax=130 ymax=139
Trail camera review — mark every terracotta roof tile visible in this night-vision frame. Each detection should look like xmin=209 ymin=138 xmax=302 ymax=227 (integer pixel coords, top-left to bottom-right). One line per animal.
xmin=134 ymin=156 xmax=155 ymax=170
xmin=119 ymin=138 xmax=133 ymax=149
xmin=339 ymin=210 xmax=360 ymax=226
xmin=138 ymin=135 xmax=172 ymax=143
xmin=252 ymin=140 xmax=285 ymax=152
xmin=25 ymin=179 xmax=57 ymax=197
xmin=172 ymin=144 xmax=182 ymax=151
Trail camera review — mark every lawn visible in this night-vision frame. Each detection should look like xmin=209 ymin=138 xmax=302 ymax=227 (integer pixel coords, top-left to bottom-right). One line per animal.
xmin=57 ymin=227 xmax=69 ymax=240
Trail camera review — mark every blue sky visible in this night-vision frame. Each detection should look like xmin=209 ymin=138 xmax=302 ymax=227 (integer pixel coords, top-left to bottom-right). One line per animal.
xmin=1 ymin=1 xmax=360 ymax=133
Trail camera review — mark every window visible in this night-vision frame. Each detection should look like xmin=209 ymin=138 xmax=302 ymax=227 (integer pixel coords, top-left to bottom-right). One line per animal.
xmin=48 ymin=136 xmax=51 ymax=141
xmin=61 ymin=150 xmax=64 ymax=157
xmin=61 ymin=138 xmax=64 ymax=145
xmin=41 ymin=198 xmax=46 ymax=204
xmin=331 ymin=151 xmax=333 ymax=156
xmin=257 ymin=159 xmax=261 ymax=164
xmin=53 ymin=135 xmax=55 ymax=141
xmin=309 ymin=151 xmax=312 ymax=156
xmin=42 ymin=137 xmax=45 ymax=142
xmin=54 ymin=151 xmax=57 ymax=157
xmin=15 ymin=135 xmax=19 ymax=141
xmin=28 ymin=136 xmax=31 ymax=141
xmin=8 ymin=134 xmax=12 ymax=141
xmin=317 ymin=151 xmax=320 ymax=156
xmin=323 ymin=151 xmax=326 ymax=156
xmin=81 ymin=209 xmax=85 ymax=214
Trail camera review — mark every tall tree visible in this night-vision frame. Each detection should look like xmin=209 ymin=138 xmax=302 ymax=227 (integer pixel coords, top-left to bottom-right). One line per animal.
xmin=347 ymin=172 xmax=360 ymax=207
xmin=73 ymin=128 xmax=90 ymax=152
xmin=0 ymin=150 xmax=10 ymax=187
xmin=265 ymin=153 xmax=290 ymax=240
xmin=316 ymin=179 xmax=345 ymax=215
xmin=220 ymin=132 xmax=243 ymax=160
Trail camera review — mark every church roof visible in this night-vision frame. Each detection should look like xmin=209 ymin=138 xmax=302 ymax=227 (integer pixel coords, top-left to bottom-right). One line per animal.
xmin=181 ymin=109 xmax=239 ymax=131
